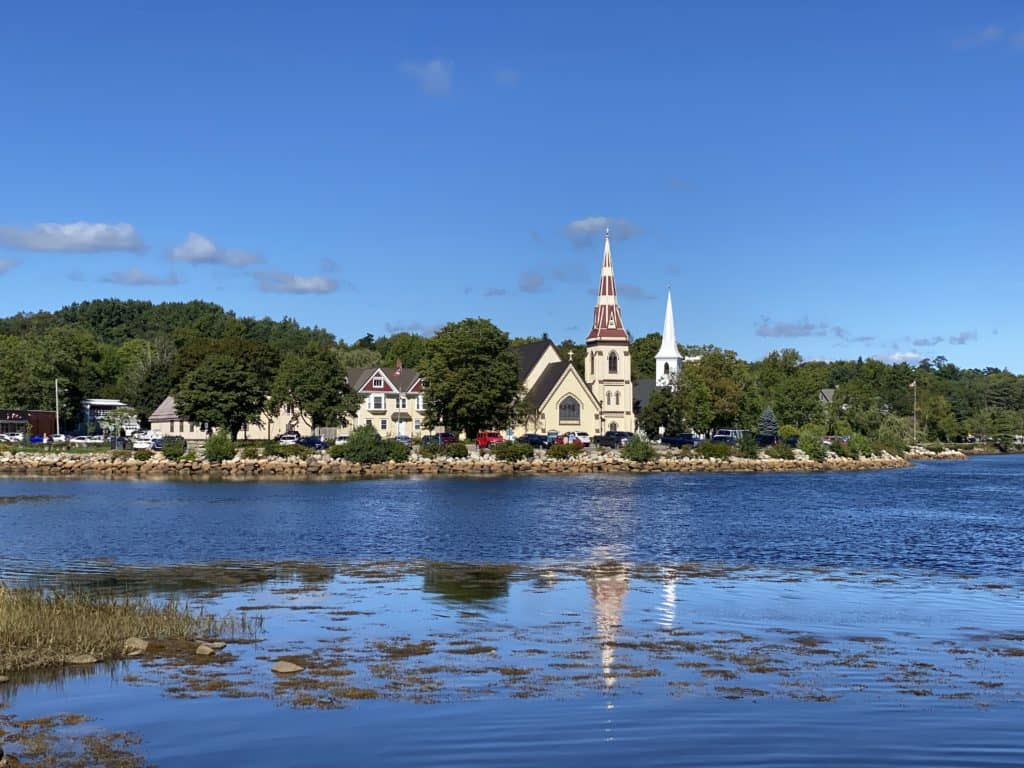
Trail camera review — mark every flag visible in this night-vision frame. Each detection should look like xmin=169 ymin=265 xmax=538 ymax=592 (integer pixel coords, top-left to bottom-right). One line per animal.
xmin=908 ymin=381 xmax=916 ymax=389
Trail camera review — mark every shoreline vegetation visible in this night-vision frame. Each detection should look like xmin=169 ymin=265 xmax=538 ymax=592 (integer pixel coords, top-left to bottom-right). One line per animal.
xmin=0 ymin=445 xmax=967 ymax=480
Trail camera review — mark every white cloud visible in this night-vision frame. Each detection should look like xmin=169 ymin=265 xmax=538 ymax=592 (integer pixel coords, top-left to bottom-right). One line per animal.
xmin=385 ymin=321 xmax=440 ymax=336
xmin=756 ymin=317 xmax=828 ymax=338
xmin=102 ymin=267 xmax=179 ymax=286
xmin=565 ymin=216 xmax=640 ymax=247
xmin=953 ymin=24 xmax=1004 ymax=50
xmin=255 ymin=271 xmax=337 ymax=294
xmin=949 ymin=330 xmax=978 ymax=345
xmin=0 ymin=259 xmax=16 ymax=275
xmin=169 ymin=232 xmax=260 ymax=267
xmin=519 ymin=272 xmax=545 ymax=293
xmin=881 ymin=351 xmax=926 ymax=364
xmin=0 ymin=222 xmax=143 ymax=252
xmin=401 ymin=59 xmax=453 ymax=95
xmin=495 ymin=68 xmax=520 ymax=86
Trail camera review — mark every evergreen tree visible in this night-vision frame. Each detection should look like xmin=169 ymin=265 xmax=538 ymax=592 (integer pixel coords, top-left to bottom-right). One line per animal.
xmin=757 ymin=407 xmax=779 ymax=439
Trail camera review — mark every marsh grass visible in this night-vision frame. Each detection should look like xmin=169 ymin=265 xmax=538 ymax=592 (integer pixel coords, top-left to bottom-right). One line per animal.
xmin=0 ymin=584 xmax=258 ymax=674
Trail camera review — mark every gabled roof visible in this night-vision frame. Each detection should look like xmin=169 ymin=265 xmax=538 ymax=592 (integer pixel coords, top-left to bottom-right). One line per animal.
xmin=150 ymin=395 xmax=179 ymax=421
xmin=524 ymin=360 xmax=602 ymax=413
xmin=348 ymin=365 xmax=422 ymax=394
xmin=633 ymin=379 xmax=657 ymax=412
xmin=513 ymin=340 xmax=557 ymax=382
xmin=819 ymin=388 xmax=837 ymax=404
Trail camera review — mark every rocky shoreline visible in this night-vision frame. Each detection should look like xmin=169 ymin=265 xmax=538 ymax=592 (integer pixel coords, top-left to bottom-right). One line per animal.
xmin=0 ymin=448 xmax=946 ymax=480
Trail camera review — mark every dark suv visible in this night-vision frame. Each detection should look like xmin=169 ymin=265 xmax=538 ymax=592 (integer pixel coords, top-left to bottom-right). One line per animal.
xmin=421 ymin=432 xmax=457 ymax=447
xmin=298 ymin=435 xmax=328 ymax=450
xmin=594 ymin=430 xmax=633 ymax=448
xmin=660 ymin=433 xmax=698 ymax=447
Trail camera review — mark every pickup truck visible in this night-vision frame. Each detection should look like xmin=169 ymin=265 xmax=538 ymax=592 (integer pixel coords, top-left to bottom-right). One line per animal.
xmin=475 ymin=430 xmax=505 ymax=449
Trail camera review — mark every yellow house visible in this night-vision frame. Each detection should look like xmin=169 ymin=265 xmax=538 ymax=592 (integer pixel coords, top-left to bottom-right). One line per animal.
xmin=342 ymin=361 xmax=428 ymax=439
xmin=149 ymin=396 xmax=313 ymax=442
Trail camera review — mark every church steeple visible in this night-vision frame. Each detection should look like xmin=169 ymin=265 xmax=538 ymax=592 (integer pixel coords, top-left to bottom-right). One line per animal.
xmin=586 ymin=230 xmax=628 ymax=343
xmin=656 ymin=288 xmax=683 ymax=388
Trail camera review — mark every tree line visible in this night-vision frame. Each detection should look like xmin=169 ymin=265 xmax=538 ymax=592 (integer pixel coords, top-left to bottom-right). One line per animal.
xmin=1 ymin=300 xmax=1020 ymax=445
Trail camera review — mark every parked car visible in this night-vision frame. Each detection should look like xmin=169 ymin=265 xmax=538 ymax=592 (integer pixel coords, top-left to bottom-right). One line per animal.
xmin=335 ymin=435 xmax=349 ymax=445
xmin=555 ymin=432 xmax=585 ymax=447
xmin=1 ymin=432 xmax=23 ymax=443
xmin=660 ymin=432 xmax=698 ymax=447
xmin=594 ymin=430 xmax=633 ymax=448
xmin=476 ymin=430 xmax=505 ymax=449
xmin=421 ymin=432 xmax=457 ymax=447
xmin=132 ymin=436 xmax=157 ymax=449
xmin=711 ymin=429 xmax=747 ymax=445
xmin=574 ymin=432 xmax=592 ymax=447
xmin=298 ymin=435 xmax=328 ymax=450
xmin=69 ymin=434 xmax=104 ymax=445
xmin=394 ymin=435 xmax=413 ymax=448
xmin=545 ymin=430 xmax=560 ymax=446
xmin=517 ymin=433 xmax=549 ymax=448
xmin=277 ymin=431 xmax=301 ymax=445
xmin=823 ymin=435 xmax=850 ymax=446
xmin=51 ymin=434 xmax=68 ymax=443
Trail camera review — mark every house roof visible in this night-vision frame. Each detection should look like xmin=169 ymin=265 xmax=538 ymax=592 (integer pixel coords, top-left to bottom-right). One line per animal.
xmin=150 ymin=395 xmax=179 ymax=422
xmin=819 ymin=388 xmax=837 ymax=404
xmin=524 ymin=361 xmax=573 ymax=409
xmin=512 ymin=340 xmax=556 ymax=382
xmin=348 ymin=365 xmax=422 ymax=394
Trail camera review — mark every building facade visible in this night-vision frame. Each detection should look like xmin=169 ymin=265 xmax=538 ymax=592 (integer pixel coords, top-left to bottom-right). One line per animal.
xmin=342 ymin=361 xmax=428 ymax=439
xmin=148 ymin=396 xmax=313 ymax=441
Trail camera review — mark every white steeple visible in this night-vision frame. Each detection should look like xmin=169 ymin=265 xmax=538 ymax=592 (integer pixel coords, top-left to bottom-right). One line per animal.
xmin=655 ymin=288 xmax=683 ymax=388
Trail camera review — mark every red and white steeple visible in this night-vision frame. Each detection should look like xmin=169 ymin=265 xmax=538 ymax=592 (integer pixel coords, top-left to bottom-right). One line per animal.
xmin=586 ymin=230 xmax=629 ymax=343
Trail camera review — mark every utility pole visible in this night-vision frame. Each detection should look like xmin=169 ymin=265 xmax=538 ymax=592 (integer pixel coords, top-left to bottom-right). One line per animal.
xmin=54 ymin=379 xmax=61 ymax=436
xmin=913 ymin=382 xmax=917 ymax=444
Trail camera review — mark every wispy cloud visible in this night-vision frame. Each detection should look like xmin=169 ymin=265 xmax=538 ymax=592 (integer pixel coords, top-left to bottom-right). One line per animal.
xmin=0 ymin=222 xmax=143 ymax=253
xmin=320 ymin=257 xmax=339 ymax=273
xmin=618 ymin=282 xmax=656 ymax=300
xmin=551 ymin=265 xmax=585 ymax=283
xmin=401 ymin=59 xmax=453 ymax=95
xmin=495 ymin=68 xmax=520 ymax=87
xmin=879 ymin=351 xmax=926 ymax=364
xmin=255 ymin=271 xmax=338 ymax=294
xmin=0 ymin=258 xmax=16 ymax=275
xmin=912 ymin=336 xmax=944 ymax=347
xmin=518 ymin=272 xmax=545 ymax=293
xmin=953 ymin=24 xmax=1005 ymax=50
xmin=385 ymin=321 xmax=440 ymax=336
xmin=484 ymin=287 xmax=507 ymax=297
xmin=832 ymin=326 xmax=875 ymax=343
xmin=949 ymin=330 xmax=978 ymax=345
xmin=170 ymin=232 xmax=260 ymax=267
xmin=756 ymin=317 xmax=828 ymax=338
xmin=102 ymin=267 xmax=179 ymax=286
xmin=565 ymin=216 xmax=640 ymax=247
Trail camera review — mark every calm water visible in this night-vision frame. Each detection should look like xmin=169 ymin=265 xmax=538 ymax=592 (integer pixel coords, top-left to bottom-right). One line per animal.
xmin=1 ymin=456 xmax=1023 ymax=766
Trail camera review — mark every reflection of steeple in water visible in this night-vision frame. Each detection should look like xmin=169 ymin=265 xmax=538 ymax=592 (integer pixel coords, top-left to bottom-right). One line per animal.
xmin=658 ymin=570 xmax=677 ymax=629
xmin=587 ymin=561 xmax=630 ymax=690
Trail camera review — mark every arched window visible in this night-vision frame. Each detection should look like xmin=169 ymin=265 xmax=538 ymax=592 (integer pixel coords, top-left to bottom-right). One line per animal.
xmin=610 ymin=421 xmax=618 ymax=432
xmin=559 ymin=396 xmax=581 ymax=424
xmin=663 ymin=362 xmax=670 ymax=375
xmin=608 ymin=352 xmax=619 ymax=375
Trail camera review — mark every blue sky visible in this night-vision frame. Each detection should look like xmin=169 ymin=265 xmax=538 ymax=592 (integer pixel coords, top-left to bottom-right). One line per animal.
xmin=1 ymin=1 xmax=1021 ymax=370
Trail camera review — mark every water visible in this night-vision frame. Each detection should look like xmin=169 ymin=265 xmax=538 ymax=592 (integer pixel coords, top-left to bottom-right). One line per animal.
xmin=1 ymin=456 xmax=1023 ymax=766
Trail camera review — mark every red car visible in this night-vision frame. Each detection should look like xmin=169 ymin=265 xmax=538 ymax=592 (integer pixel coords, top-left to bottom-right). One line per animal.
xmin=476 ymin=430 xmax=505 ymax=449
xmin=554 ymin=432 xmax=585 ymax=447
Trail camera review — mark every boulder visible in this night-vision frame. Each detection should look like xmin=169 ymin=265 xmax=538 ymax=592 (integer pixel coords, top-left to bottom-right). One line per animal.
xmin=195 ymin=643 xmax=216 ymax=656
xmin=206 ymin=641 xmax=227 ymax=650
xmin=124 ymin=637 xmax=149 ymax=654
xmin=271 ymin=660 xmax=304 ymax=674
xmin=67 ymin=654 xmax=99 ymax=665
xmin=0 ymin=675 xmax=9 ymax=683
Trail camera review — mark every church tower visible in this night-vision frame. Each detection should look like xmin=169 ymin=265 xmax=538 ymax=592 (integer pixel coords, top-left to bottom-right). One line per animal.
xmin=585 ymin=231 xmax=634 ymax=433
xmin=655 ymin=288 xmax=684 ymax=388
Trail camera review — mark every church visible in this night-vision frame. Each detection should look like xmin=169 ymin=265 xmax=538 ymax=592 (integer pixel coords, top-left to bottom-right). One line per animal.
xmin=513 ymin=231 xmax=637 ymax=436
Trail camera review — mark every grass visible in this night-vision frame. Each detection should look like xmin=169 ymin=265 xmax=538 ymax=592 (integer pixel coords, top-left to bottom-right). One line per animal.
xmin=0 ymin=584 xmax=257 ymax=674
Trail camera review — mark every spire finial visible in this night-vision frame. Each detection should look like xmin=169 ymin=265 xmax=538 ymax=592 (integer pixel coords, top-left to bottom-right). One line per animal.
xmin=605 ymin=226 xmax=610 ymax=238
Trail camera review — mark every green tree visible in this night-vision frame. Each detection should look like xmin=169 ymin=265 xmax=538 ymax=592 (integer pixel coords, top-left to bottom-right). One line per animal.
xmin=638 ymin=387 xmax=684 ymax=436
xmin=756 ymin=407 xmax=779 ymax=440
xmin=421 ymin=318 xmax=520 ymax=438
xmin=272 ymin=343 xmax=362 ymax=430
xmin=175 ymin=354 xmax=267 ymax=438
xmin=629 ymin=333 xmax=662 ymax=382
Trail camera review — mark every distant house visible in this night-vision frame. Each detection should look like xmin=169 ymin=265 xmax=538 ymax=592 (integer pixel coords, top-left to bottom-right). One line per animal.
xmin=148 ymin=396 xmax=312 ymax=441
xmin=819 ymin=388 xmax=837 ymax=405
xmin=80 ymin=398 xmax=139 ymax=434
xmin=342 ymin=360 xmax=427 ymax=439
xmin=1 ymin=409 xmax=57 ymax=437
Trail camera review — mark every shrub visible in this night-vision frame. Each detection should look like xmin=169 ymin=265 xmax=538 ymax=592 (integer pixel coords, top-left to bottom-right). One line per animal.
xmin=241 ymin=445 xmax=261 ymax=460
xmin=204 ymin=430 xmax=237 ymax=462
xmin=110 ymin=450 xmax=133 ymax=460
xmin=328 ymin=443 xmax=347 ymax=460
xmin=491 ymin=442 xmax=534 ymax=461
xmin=877 ymin=414 xmax=909 ymax=454
xmin=444 ymin=442 xmax=469 ymax=459
xmin=737 ymin=432 xmax=759 ymax=459
xmin=547 ymin=443 xmax=583 ymax=460
xmin=848 ymin=434 xmax=873 ymax=458
xmin=696 ymin=441 xmax=732 ymax=459
xmin=336 ymin=425 xmax=390 ymax=463
xmin=779 ymin=424 xmax=800 ymax=440
xmin=620 ymin=435 xmax=656 ymax=462
xmin=133 ymin=449 xmax=153 ymax=461
xmin=386 ymin=439 xmax=411 ymax=462
xmin=161 ymin=436 xmax=187 ymax=460
xmin=675 ymin=446 xmax=693 ymax=458
xmin=798 ymin=425 xmax=828 ymax=461
xmin=766 ymin=443 xmax=794 ymax=460
xmin=420 ymin=442 xmax=442 ymax=458
xmin=181 ymin=451 xmax=198 ymax=462
xmin=264 ymin=442 xmax=311 ymax=458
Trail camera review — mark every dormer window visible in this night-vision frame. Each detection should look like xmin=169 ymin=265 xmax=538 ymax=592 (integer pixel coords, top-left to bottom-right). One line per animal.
xmin=371 ymin=375 xmax=384 ymax=389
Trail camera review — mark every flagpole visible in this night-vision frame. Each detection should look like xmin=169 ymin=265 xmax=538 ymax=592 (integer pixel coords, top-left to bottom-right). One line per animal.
xmin=913 ymin=382 xmax=917 ymax=444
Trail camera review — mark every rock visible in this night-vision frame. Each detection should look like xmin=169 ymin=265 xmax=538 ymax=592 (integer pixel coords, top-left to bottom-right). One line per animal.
xmin=195 ymin=643 xmax=216 ymax=656
xmin=206 ymin=641 xmax=227 ymax=650
xmin=0 ymin=675 xmax=9 ymax=683
xmin=271 ymin=660 xmax=304 ymax=674
xmin=67 ymin=654 xmax=98 ymax=665
xmin=124 ymin=637 xmax=149 ymax=654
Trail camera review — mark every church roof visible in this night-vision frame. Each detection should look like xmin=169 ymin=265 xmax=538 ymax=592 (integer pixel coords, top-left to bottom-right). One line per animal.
xmin=587 ymin=232 xmax=629 ymax=344
xmin=656 ymin=289 xmax=683 ymax=360
xmin=524 ymin=361 xmax=574 ymax=409
xmin=512 ymin=340 xmax=557 ymax=382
